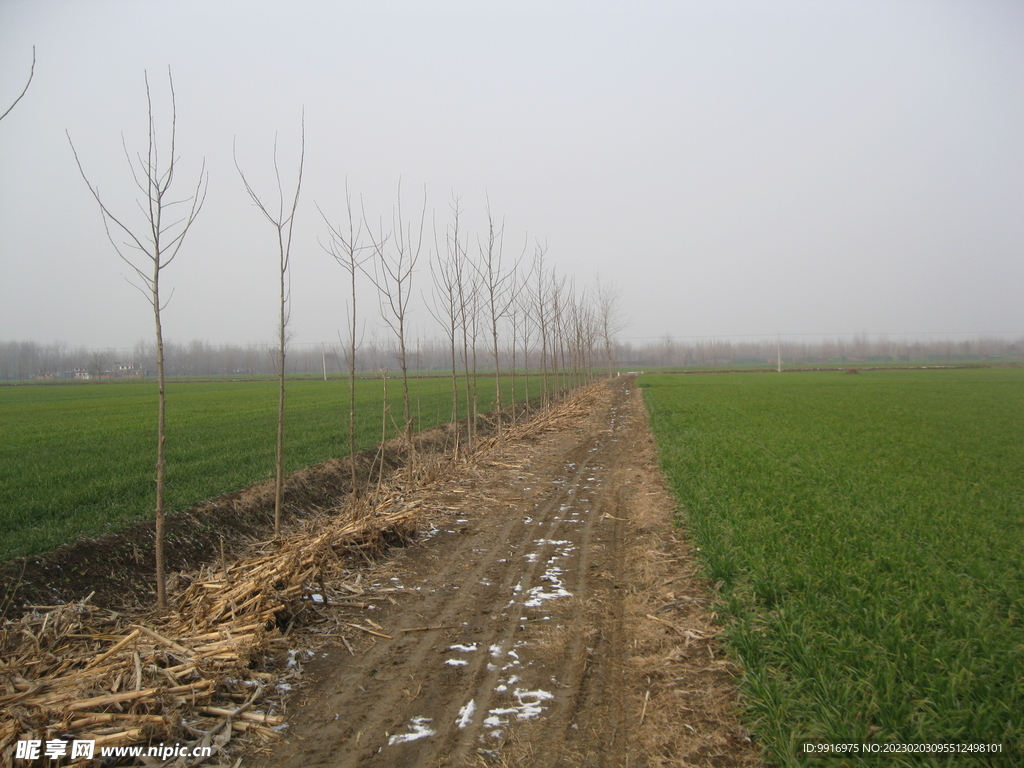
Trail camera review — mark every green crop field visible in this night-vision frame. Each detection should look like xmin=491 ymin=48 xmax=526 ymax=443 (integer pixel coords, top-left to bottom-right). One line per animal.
xmin=641 ymin=368 xmax=1024 ymax=766
xmin=0 ymin=373 xmax=545 ymax=561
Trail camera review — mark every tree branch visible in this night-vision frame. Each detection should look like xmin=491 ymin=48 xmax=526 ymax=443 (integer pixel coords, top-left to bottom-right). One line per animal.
xmin=0 ymin=46 xmax=36 ymax=123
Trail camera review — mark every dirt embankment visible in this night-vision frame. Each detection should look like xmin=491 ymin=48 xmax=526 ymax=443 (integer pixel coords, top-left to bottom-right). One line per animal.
xmin=253 ymin=379 xmax=759 ymax=767
xmin=0 ymin=415 xmax=483 ymax=613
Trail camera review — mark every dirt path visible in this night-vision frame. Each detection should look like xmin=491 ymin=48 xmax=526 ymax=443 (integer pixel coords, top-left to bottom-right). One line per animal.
xmin=254 ymin=379 xmax=759 ymax=767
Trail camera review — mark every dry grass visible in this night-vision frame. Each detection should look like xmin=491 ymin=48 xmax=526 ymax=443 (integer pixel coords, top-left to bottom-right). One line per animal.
xmin=618 ymin=402 xmax=760 ymax=767
xmin=0 ymin=497 xmax=419 ymax=762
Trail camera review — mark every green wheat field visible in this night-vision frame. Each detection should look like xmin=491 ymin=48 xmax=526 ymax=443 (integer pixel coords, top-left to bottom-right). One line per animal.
xmin=0 ymin=374 xmax=542 ymax=560
xmin=641 ymin=368 xmax=1023 ymax=766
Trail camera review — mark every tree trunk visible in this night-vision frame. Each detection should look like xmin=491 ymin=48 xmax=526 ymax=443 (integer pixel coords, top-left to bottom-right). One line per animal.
xmin=153 ymin=267 xmax=167 ymax=610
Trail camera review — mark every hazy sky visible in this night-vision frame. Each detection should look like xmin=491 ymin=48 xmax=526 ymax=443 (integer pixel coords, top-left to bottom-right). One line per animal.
xmin=2 ymin=1 xmax=1022 ymax=351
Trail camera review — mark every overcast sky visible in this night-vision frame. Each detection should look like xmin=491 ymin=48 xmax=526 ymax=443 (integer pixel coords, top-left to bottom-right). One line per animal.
xmin=2 ymin=0 xmax=1022 ymax=351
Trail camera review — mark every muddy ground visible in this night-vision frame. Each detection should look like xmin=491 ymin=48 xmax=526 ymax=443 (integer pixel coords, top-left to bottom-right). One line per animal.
xmin=248 ymin=379 xmax=760 ymax=767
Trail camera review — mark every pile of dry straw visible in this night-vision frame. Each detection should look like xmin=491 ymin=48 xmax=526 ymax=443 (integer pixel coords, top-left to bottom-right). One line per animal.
xmin=1 ymin=498 xmax=419 ymax=764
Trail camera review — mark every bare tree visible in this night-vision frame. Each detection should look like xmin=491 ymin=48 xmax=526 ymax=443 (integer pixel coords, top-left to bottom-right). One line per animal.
xmin=531 ymin=244 xmax=552 ymax=408
xmin=88 ymin=348 xmax=110 ymax=381
xmin=429 ymin=194 xmax=468 ymax=456
xmin=234 ymin=116 xmax=305 ymax=538
xmin=366 ymin=182 xmax=425 ymax=448
xmin=459 ymin=260 xmax=483 ymax=446
xmin=563 ymin=278 xmax=582 ymax=388
xmin=548 ymin=267 xmax=569 ymax=399
xmin=595 ymin=276 xmax=625 ymax=377
xmin=318 ymin=183 xmax=373 ymax=489
xmin=68 ymin=69 xmax=207 ymax=609
xmin=0 ymin=46 xmax=35 ymax=123
xmin=472 ymin=202 xmax=525 ymax=437
xmin=573 ymin=286 xmax=599 ymax=384
xmin=508 ymin=258 xmax=535 ymax=425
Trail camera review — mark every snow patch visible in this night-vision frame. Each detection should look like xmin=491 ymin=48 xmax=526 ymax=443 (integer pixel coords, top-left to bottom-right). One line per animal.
xmin=486 ymin=689 xmax=555 ymax=726
xmin=388 ymin=717 xmax=436 ymax=745
xmin=456 ymin=700 xmax=476 ymax=729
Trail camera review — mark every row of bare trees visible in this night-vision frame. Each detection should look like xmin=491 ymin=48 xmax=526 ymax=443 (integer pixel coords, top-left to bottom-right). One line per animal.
xmin=54 ymin=70 xmax=623 ymax=609
xmin=316 ymin=190 xmax=626 ymax=460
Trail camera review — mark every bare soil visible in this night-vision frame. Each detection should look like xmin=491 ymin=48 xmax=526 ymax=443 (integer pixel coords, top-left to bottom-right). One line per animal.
xmin=250 ymin=379 xmax=760 ymax=767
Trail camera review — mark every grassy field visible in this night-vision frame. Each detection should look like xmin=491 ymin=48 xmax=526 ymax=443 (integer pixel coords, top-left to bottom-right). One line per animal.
xmin=641 ymin=368 xmax=1023 ymax=766
xmin=0 ymin=373 xmax=545 ymax=560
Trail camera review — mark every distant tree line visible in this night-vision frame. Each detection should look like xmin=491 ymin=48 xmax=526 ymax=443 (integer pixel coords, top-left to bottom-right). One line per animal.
xmin=617 ymin=333 xmax=1024 ymax=368
xmin=3 ymin=332 xmax=1021 ymax=383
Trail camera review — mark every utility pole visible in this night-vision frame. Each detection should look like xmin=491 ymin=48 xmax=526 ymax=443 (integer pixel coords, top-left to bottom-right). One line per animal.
xmin=777 ymin=334 xmax=782 ymax=373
